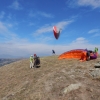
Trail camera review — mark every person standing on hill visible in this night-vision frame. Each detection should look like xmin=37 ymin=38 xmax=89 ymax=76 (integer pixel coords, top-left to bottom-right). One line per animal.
xmin=94 ymin=47 xmax=98 ymax=56
xmin=30 ymin=55 xmax=33 ymax=68
xmin=52 ymin=50 xmax=55 ymax=55
xmin=94 ymin=47 xmax=98 ymax=53
xmin=33 ymin=54 xmax=40 ymax=68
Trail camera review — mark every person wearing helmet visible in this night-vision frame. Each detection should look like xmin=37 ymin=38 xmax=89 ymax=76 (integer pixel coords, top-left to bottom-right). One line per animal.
xmin=30 ymin=55 xmax=34 ymax=68
xmin=34 ymin=54 xmax=37 ymax=59
xmin=33 ymin=54 xmax=40 ymax=68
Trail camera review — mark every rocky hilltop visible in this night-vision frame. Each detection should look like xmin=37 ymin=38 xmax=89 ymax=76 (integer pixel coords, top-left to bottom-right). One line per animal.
xmin=0 ymin=55 xmax=100 ymax=100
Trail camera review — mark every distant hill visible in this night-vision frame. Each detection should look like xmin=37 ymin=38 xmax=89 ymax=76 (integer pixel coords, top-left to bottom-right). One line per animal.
xmin=0 ymin=58 xmax=21 ymax=67
xmin=0 ymin=55 xmax=100 ymax=100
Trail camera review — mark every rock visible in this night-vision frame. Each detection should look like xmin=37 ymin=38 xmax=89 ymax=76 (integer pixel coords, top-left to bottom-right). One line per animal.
xmin=63 ymin=83 xmax=81 ymax=94
xmin=94 ymin=62 xmax=100 ymax=68
xmin=90 ymin=69 xmax=100 ymax=78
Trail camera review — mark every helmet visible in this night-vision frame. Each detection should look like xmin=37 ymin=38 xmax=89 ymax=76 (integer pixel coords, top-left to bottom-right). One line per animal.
xmin=34 ymin=54 xmax=37 ymax=56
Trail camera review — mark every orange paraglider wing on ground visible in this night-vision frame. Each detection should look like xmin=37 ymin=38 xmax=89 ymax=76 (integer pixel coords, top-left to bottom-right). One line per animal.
xmin=58 ymin=49 xmax=87 ymax=61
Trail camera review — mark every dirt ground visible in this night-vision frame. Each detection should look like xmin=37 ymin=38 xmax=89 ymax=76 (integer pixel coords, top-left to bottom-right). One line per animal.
xmin=0 ymin=55 xmax=100 ymax=100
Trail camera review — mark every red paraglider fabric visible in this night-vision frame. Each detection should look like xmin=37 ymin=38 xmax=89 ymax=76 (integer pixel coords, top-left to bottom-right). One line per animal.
xmin=53 ymin=26 xmax=60 ymax=39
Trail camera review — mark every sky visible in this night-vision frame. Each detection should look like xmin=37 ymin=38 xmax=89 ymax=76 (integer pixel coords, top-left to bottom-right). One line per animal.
xmin=0 ymin=0 xmax=100 ymax=58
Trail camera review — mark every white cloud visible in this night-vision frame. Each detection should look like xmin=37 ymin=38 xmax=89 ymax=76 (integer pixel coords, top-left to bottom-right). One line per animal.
xmin=77 ymin=0 xmax=100 ymax=8
xmin=9 ymin=0 xmax=23 ymax=10
xmin=0 ymin=11 xmax=5 ymax=19
xmin=38 ymin=12 xmax=54 ymax=18
xmin=0 ymin=22 xmax=8 ymax=34
xmin=0 ymin=22 xmax=15 ymax=36
xmin=55 ymin=20 xmax=73 ymax=29
xmin=0 ymin=18 xmax=99 ymax=58
xmin=71 ymin=37 xmax=88 ymax=44
xmin=29 ymin=22 xmax=34 ymax=26
xmin=0 ymin=21 xmax=24 ymax=43
xmin=57 ymin=37 xmax=99 ymax=53
xmin=29 ymin=11 xmax=54 ymax=18
xmin=7 ymin=14 xmax=12 ymax=19
xmin=34 ymin=20 xmax=73 ymax=35
xmin=88 ymin=29 xmax=99 ymax=34
xmin=92 ymin=33 xmax=100 ymax=37
xmin=34 ymin=25 xmax=52 ymax=35
xmin=67 ymin=0 xmax=100 ymax=8
xmin=0 ymin=43 xmax=53 ymax=58
xmin=0 ymin=37 xmax=100 ymax=58
xmin=29 ymin=11 xmax=36 ymax=17
xmin=35 ymin=36 xmax=53 ymax=43
xmin=88 ymin=29 xmax=100 ymax=37
xmin=6 ymin=24 xmax=13 ymax=28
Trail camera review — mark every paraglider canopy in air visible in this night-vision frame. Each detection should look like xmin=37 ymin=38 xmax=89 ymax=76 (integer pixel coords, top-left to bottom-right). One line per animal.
xmin=53 ymin=26 xmax=61 ymax=39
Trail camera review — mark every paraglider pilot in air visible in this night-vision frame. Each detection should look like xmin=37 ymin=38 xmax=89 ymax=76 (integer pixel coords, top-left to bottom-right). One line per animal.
xmin=33 ymin=54 xmax=40 ymax=68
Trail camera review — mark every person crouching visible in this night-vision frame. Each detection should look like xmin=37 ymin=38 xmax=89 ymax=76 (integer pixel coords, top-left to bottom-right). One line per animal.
xmin=33 ymin=54 xmax=40 ymax=68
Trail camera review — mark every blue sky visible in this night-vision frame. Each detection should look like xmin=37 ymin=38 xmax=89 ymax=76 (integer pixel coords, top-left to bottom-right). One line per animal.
xmin=0 ymin=0 xmax=100 ymax=58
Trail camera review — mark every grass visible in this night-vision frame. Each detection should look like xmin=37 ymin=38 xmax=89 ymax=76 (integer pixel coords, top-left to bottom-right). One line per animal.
xmin=0 ymin=55 xmax=100 ymax=100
